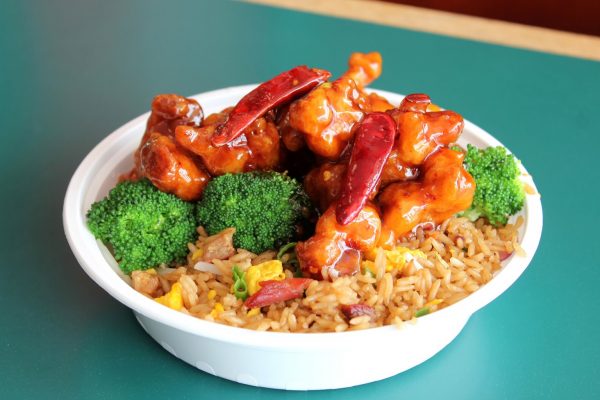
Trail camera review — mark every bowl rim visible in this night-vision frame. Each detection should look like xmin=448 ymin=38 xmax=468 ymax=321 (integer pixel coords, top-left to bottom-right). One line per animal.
xmin=63 ymin=85 xmax=543 ymax=351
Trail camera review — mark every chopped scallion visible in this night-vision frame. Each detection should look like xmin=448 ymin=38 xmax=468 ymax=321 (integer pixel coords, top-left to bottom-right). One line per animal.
xmin=277 ymin=242 xmax=303 ymax=277
xmin=277 ymin=242 xmax=297 ymax=260
xmin=232 ymin=265 xmax=248 ymax=300
xmin=415 ymin=307 xmax=430 ymax=318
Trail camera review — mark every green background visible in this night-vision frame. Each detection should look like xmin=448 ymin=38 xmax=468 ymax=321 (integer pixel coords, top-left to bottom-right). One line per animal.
xmin=1 ymin=0 xmax=599 ymax=398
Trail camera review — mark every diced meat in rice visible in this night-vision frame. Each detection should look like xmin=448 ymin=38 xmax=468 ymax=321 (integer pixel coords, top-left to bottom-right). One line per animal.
xmin=131 ymin=270 xmax=161 ymax=297
xmin=195 ymin=227 xmax=236 ymax=262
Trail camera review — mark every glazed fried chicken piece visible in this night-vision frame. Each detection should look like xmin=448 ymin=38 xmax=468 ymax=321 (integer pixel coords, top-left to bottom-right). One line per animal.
xmin=285 ymin=52 xmax=387 ymax=160
xmin=380 ymin=94 xmax=463 ymax=185
xmin=287 ymin=77 xmax=367 ymax=159
xmin=303 ymin=93 xmax=469 ymax=243
xmin=341 ymin=51 xmax=382 ymax=88
xmin=138 ymin=133 xmax=210 ymax=200
xmin=303 ymin=94 xmax=441 ymax=213
xmin=390 ymin=109 xmax=463 ymax=166
xmin=144 ymin=93 xmax=204 ymax=139
xmin=390 ymin=94 xmax=463 ymax=164
xmin=378 ymin=148 xmax=475 ymax=246
xmin=134 ymin=94 xmax=210 ymax=201
xmin=342 ymin=52 xmax=394 ymax=113
xmin=277 ymin=105 xmax=306 ymax=152
xmin=367 ymin=92 xmax=395 ymax=112
xmin=379 ymin=151 xmax=421 ymax=185
xmin=299 ymin=94 xmax=472 ymax=269
xmin=303 ymin=162 xmax=347 ymax=212
xmin=175 ymin=108 xmax=281 ymax=176
xmin=297 ymin=203 xmax=381 ymax=280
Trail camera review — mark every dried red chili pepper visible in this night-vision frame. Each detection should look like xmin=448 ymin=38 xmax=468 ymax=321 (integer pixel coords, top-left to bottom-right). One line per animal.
xmin=244 ymin=278 xmax=313 ymax=309
xmin=335 ymin=112 xmax=396 ymax=225
xmin=340 ymin=304 xmax=375 ymax=321
xmin=211 ymin=66 xmax=331 ymax=146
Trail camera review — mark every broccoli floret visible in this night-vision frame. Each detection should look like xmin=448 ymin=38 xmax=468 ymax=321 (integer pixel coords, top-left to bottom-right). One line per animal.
xmin=461 ymin=144 xmax=525 ymax=226
xmin=196 ymin=171 xmax=315 ymax=254
xmin=87 ymin=179 xmax=198 ymax=274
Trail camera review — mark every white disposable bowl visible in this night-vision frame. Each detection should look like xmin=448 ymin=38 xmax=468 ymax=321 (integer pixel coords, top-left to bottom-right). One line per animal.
xmin=63 ymin=85 xmax=543 ymax=390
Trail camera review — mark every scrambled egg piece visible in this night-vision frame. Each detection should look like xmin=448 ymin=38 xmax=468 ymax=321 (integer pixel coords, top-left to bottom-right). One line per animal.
xmin=362 ymin=247 xmax=425 ymax=275
xmin=361 ymin=260 xmax=377 ymax=277
xmin=247 ymin=308 xmax=261 ymax=317
xmin=190 ymin=248 xmax=204 ymax=262
xmin=245 ymin=260 xmax=286 ymax=295
xmin=154 ymin=282 xmax=183 ymax=310
xmin=425 ymin=298 xmax=443 ymax=308
xmin=210 ymin=303 xmax=224 ymax=318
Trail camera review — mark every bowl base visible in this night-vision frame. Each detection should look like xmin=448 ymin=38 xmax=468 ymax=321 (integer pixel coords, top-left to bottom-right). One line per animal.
xmin=134 ymin=311 xmax=470 ymax=390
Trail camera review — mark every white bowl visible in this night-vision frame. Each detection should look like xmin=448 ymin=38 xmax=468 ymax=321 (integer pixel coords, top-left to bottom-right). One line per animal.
xmin=63 ymin=85 xmax=543 ymax=390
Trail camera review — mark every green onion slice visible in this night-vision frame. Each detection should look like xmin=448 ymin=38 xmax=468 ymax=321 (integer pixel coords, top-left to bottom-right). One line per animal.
xmin=277 ymin=242 xmax=303 ymax=277
xmin=277 ymin=242 xmax=297 ymax=260
xmin=415 ymin=307 xmax=430 ymax=318
xmin=232 ymin=265 xmax=248 ymax=300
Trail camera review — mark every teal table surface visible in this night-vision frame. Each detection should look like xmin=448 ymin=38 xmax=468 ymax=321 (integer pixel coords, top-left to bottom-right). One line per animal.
xmin=1 ymin=0 xmax=599 ymax=399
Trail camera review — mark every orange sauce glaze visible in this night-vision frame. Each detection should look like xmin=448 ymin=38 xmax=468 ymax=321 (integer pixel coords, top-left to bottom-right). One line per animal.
xmin=134 ymin=94 xmax=209 ymax=201
xmin=378 ymin=148 xmax=475 ymax=247
xmin=175 ymin=108 xmax=280 ymax=176
xmin=296 ymin=203 xmax=381 ymax=279
xmin=131 ymin=53 xmax=477 ymax=281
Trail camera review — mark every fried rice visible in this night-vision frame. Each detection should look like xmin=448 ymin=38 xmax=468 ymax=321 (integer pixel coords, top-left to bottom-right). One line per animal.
xmin=131 ymin=216 xmax=524 ymax=333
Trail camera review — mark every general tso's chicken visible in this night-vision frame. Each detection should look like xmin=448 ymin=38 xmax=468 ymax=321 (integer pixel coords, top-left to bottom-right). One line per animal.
xmin=211 ymin=66 xmax=330 ymax=147
xmin=137 ymin=133 xmax=210 ymax=200
xmin=128 ymin=54 xmax=481 ymax=289
xmin=287 ymin=77 xmax=367 ymax=159
xmin=285 ymin=52 xmax=387 ymax=160
xmin=389 ymin=94 xmax=463 ymax=166
xmin=144 ymin=94 xmax=204 ymax=140
xmin=380 ymin=94 xmax=463 ymax=185
xmin=277 ymin=105 xmax=306 ymax=152
xmin=303 ymin=162 xmax=347 ymax=212
xmin=379 ymin=151 xmax=420 ymax=185
xmin=390 ymin=110 xmax=463 ymax=166
xmin=135 ymin=94 xmax=210 ymax=201
xmin=378 ymin=148 xmax=475 ymax=247
xmin=303 ymin=114 xmax=393 ymax=220
xmin=341 ymin=51 xmax=382 ymax=88
xmin=304 ymin=94 xmax=458 ymax=211
xmin=175 ymin=108 xmax=281 ymax=176
xmin=367 ymin=92 xmax=395 ymax=112
xmin=297 ymin=203 xmax=381 ymax=279
xmin=341 ymin=52 xmax=395 ymax=113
